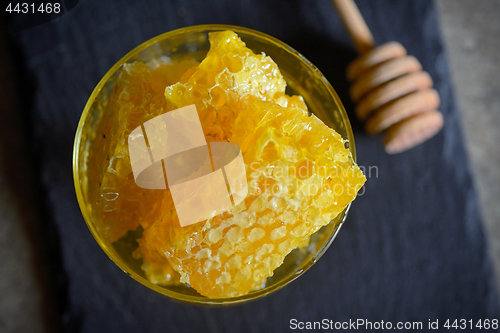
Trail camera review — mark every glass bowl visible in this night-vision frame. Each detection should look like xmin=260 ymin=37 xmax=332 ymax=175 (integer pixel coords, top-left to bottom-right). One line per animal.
xmin=73 ymin=24 xmax=356 ymax=305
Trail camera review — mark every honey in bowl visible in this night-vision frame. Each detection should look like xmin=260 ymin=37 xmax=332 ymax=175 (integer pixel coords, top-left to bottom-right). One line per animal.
xmin=74 ymin=25 xmax=365 ymax=303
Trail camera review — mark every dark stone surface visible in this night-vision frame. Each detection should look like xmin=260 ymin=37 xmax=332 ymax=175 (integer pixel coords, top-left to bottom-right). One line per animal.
xmin=7 ymin=0 xmax=500 ymax=331
xmin=436 ymin=0 xmax=500 ymax=289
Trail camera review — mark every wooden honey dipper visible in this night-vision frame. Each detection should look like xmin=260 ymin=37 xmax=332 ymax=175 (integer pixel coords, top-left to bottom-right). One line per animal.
xmin=331 ymin=0 xmax=443 ymax=154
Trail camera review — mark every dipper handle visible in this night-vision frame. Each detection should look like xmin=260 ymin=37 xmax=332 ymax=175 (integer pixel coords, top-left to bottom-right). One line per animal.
xmin=331 ymin=0 xmax=374 ymax=54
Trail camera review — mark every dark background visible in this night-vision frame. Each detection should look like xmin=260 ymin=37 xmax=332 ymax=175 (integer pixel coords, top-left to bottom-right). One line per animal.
xmin=1 ymin=0 xmax=499 ymax=332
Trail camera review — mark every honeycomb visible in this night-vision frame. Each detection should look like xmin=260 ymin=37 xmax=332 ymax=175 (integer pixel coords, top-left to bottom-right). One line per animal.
xmin=90 ymin=59 xmax=199 ymax=285
xmin=93 ymin=60 xmax=198 ymax=244
xmin=135 ymin=31 xmax=367 ymax=298
xmin=90 ymin=31 xmax=365 ymax=298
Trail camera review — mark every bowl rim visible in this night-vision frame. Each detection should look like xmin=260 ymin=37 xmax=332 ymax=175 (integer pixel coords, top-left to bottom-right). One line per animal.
xmin=73 ymin=24 xmax=356 ymax=305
